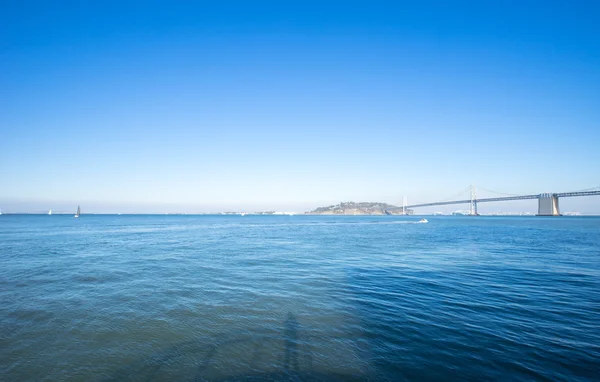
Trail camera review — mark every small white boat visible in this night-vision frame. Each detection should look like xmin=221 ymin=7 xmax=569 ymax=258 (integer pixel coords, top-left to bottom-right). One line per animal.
xmin=74 ymin=205 xmax=80 ymax=218
xmin=419 ymin=218 xmax=428 ymax=223
xmin=48 ymin=209 xmax=52 ymax=215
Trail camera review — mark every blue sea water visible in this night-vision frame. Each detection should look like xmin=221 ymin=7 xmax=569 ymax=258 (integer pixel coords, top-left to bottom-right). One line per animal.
xmin=1 ymin=215 xmax=599 ymax=381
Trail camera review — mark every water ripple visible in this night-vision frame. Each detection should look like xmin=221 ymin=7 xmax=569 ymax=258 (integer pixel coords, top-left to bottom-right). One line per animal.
xmin=1 ymin=215 xmax=599 ymax=380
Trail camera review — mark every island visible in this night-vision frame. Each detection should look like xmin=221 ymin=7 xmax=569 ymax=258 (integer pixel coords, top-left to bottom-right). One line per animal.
xmin=305 ymin=202 xmax=413 ymax=215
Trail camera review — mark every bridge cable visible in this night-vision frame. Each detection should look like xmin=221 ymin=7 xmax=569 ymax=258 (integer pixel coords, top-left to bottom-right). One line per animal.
xmin=438 ymin=186 xmax=472 ymax=202
xmin=477 ymin=187 xmax=521 ymax=197
xmin=405 ymin=186 xmax=470 ymax=207
xmin=568 ymin=185 xmax=600 ymax=192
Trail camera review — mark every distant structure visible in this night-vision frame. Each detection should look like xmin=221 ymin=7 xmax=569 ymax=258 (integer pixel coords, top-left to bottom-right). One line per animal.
xmin=469 ymin=185 xmax=478 ymax=216
xmin=405 ymin=185 xmax=600 ymax=216
xmin=537 ymin=193 xmax=560 ymax=216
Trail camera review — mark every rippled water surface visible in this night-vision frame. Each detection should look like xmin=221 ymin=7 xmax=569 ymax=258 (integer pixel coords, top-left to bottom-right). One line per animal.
xmin=1 ymin=215 xmax=599 ymax=381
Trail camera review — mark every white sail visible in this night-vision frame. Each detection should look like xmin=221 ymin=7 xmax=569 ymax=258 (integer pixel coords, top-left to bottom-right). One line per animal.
xmin=74 ymin=205 xmax=80 ymax=218
xmin=48 ymin=209 xmax=52 ymax=215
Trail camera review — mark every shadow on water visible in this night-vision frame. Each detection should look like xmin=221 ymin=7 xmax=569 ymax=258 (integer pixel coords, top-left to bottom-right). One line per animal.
xmin=102 ymin=312 xmax=359 ymax=382
xmin=283 ymin=312 xmax=299 ymax=373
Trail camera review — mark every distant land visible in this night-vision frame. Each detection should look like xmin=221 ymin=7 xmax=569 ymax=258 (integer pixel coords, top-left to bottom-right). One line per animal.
xmin=306 ymin=202 xmax=413 ymax=215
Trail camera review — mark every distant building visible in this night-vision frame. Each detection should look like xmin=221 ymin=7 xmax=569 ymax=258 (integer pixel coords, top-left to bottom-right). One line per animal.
xmin=452 ymin=210 xmax=470 ymax=216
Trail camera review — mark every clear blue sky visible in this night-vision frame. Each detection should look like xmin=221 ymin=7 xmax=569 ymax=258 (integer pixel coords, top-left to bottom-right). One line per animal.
xmin=1 ymin=1 xmax=599 ymax=213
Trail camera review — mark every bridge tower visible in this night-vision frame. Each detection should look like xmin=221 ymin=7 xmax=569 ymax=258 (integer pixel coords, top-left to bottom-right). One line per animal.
xmin=469 ymin=185 xmax=479 ymax=216
xmin=537 ymin=193 xmax=560 ymax=216
xmin=402 ymin=196 xmax=407 ymax=215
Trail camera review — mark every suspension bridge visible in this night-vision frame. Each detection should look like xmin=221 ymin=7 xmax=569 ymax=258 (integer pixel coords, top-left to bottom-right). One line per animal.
xmin=401 ymin=186 xmax=600 ymax=216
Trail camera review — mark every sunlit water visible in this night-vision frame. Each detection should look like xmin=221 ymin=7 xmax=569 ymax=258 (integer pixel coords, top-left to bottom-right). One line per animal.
xmin=1 ymin=215 xmax=599 ymax=381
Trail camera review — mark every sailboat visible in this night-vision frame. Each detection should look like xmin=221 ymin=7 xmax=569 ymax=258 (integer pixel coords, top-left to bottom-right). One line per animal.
xmin=48 ymin=209 xmax=52 ymax=215
xmin=74 ymin=205 xmax=80 ymax=218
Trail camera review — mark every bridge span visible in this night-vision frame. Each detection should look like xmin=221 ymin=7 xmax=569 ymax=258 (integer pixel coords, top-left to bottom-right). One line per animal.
xmin=404 ymin=188 xmax=600 ymax=216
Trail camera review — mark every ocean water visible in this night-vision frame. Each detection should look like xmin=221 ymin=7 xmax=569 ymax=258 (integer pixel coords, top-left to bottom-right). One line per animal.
xmin=1 ymin=215 xmax=599 ymax=381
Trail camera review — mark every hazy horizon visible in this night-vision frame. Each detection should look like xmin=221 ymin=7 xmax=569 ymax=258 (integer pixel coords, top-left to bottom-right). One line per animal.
xmin=2 ymin=194 xmax=599 ymax=215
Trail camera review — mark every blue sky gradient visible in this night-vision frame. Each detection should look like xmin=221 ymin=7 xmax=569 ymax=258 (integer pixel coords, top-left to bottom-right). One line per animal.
xmin=1 ymin=1 xmax=599 ymax=213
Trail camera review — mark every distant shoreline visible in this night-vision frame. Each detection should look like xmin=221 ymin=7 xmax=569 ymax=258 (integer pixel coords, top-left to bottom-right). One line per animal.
xmin=1 ymin=213 xmax=597 ymax=217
